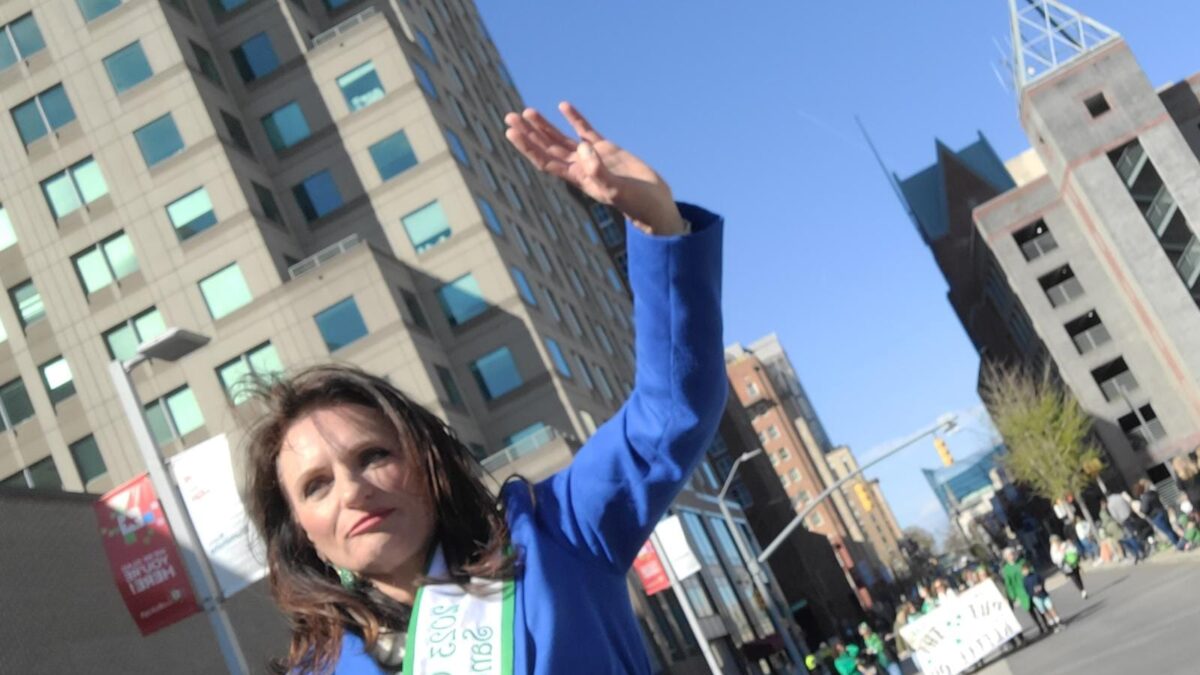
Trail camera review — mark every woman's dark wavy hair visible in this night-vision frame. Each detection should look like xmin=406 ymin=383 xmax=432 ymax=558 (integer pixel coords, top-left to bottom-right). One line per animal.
xmin=244 ymin=365 xmax=519 ymax=674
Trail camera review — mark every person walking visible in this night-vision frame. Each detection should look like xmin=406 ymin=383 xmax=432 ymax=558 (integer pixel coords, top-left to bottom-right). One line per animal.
xmin=1134 ymin=479 xmax=1186 ymax=551
xmin=858 ymin=622 xmax=901 ymax=675
xmin=1001 ymin=547 xmax=1048 ymax=637
xmin=1073 ymin=517 xmax=1099 ymax=560
xmin=1050 ymin=535 xmax=1087 ymax=600
xmin=1173 ymin=454 xmax=1200 ymax=525
xmin=245 ymin=102 xmax=730 ymax=675
xmin=1021 ymin=562 xmax=1062 ymax=631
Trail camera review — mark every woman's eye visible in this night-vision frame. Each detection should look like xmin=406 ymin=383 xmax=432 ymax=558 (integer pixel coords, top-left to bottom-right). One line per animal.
xmin=302 ymin=477 xmax=329 ymax=499
xmin=360 ymin=447 xmax=391 ymax=467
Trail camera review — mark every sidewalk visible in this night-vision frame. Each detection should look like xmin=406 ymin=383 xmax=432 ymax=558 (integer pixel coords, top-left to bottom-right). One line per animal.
xmin=1043 ymin=545 xmax=1200 ymax=591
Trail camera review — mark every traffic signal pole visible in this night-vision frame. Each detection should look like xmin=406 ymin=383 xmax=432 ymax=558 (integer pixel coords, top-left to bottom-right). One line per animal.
xmin=757 ymin=415 xmax=957 ymax=564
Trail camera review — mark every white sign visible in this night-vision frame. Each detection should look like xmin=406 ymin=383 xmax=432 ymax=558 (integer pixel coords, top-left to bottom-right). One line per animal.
xmin=170 ymin=434 xmax=267 ymax=598
xmin=900 ymin=580 xmax=1022 ymax=675
xmin=653 ymin=515 xmax=701 ymax=581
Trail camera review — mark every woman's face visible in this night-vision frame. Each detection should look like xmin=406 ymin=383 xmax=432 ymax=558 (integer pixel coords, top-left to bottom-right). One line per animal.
xmin=276 ymin=403 xmax=436 ymax=581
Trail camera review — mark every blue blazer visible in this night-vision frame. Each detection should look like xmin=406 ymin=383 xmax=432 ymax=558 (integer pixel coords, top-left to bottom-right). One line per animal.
xmin=332 ymin=203 xmax=726 ymax=673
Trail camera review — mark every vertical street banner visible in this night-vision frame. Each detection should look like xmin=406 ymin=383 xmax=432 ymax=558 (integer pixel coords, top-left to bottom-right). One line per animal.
xmin=899 ymin=580 xmax=1022 ymax=675
xmin=94 ymin=474 xmax=199 ymax=635
xmin=170 ymin=433 xmax=267 ymax=599
xmin=633 ymin=540 xmax=671 ymax=595
xmin=654 ymin=515 xmax=702 ymax=581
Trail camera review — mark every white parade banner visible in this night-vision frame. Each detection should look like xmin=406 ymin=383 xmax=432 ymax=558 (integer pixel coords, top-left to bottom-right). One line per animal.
xmin=169 ymin=434 xmax=267 ymax=598
xmin=900 ymin=579 xmax=1022 ymax=675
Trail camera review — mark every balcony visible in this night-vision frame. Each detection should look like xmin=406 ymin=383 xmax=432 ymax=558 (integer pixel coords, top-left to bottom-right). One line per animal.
xmin=287 ymin=234 xmax=363 ymax=279
xmin=311 ymin=6 xmax=380 ymax=48
xmin=481 ymin=426 xmax=577 ymax=484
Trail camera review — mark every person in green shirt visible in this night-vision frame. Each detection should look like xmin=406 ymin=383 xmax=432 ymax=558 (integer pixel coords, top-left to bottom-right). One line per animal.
xmin=832 ymin=640 xmax=861 ymax=675
xmin=858 ymin=622 xmax=900 ymax=675
xmin=1001 ymin=547 xmax=1047 ymax=638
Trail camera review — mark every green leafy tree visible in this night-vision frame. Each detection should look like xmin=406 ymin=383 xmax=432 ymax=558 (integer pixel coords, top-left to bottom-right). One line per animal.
xmin=982 ymin=362 xmax=1104 ymax=528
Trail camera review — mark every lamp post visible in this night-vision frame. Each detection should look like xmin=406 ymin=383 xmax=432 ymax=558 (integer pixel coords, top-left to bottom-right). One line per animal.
xmin=758 ymin=414 xmax=958 ymax=564
xmin=108 ymin=328 xmax=249 ymax=675
xmin=717 ymin=448 xmax=807 ymax=673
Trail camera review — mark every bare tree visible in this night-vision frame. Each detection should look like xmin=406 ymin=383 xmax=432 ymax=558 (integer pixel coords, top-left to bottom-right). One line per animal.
xmin=982 ymin=362 xmax=1104 ymax=531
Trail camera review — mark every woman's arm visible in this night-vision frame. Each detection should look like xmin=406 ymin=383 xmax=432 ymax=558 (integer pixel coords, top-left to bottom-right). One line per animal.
xmin=503 ymin=104 xmax=727 ymax=570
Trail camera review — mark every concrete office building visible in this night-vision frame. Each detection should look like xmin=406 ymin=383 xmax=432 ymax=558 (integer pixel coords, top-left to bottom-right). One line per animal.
xmin=0 ymin=0 xmax=793 ymax=671
xmin=896 ymin=0 xmax=1200 ymax=489
xmin=825 ymin=446 xmax=905 ymax=580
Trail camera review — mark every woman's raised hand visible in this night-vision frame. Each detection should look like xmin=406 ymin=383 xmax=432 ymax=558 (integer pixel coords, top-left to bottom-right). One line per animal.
xmin=505 ymin=102 xmax=686 ymax=237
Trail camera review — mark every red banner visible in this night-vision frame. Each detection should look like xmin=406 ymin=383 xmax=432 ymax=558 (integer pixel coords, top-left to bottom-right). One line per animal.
xmin=634 ymin=540 xmax=671 ymax=596
xmin=94 ymin=474 xmax=199 ymax=635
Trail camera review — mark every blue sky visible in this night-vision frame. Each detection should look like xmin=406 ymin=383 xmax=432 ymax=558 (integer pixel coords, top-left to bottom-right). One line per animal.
xmin=475 ymin=1 xmax=1200 ymax=537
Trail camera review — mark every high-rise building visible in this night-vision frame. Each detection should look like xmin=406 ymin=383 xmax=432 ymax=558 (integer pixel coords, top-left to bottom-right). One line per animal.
xmin=825 ymin=446 xmax=905 ymax=579
xmin=726 ymin=335 xmax=895 ymax=607
xmin=894 ymin=0 xmax=1200 ymax=490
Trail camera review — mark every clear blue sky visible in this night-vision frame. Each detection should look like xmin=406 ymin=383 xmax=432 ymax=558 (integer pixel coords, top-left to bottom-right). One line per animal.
xmin=476 ymin=1 xmax=1200 ymax=537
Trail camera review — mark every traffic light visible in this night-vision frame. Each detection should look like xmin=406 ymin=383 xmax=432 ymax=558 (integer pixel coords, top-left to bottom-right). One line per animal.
xmin=934 ymin=436 xmax=953 ymax=466
xmin=853 ymin=481 xmax=874 ymax=513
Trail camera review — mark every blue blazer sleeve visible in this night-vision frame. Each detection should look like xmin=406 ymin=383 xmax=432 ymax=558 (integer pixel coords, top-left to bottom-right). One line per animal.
xmin=527 ymin=202 xmax=727 ymax=571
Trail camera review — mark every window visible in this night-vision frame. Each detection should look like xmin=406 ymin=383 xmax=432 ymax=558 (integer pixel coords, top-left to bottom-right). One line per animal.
xmin=1065 ymin=310 xmax=1111 ymax=355
xmin=191 ymin=41 xmax=222 ymax=86
xmin=545 ymin=338 xmax=571 ymax=377
xmin=323 ymin=0 xmax=351 ymax=10
xmin=252 ymin=183 xmax=283 ymax=224
xmin=292 ymin=170 xmax=343 ymax=221
xmin=10 ymin=280 xmax=44 ymax=327
xmin=0 ymin=14 xmax=45 ymax=71
xmin=41 ymin=157 xmax=108 ymax=219
xmin=806 ymin=512 xmax=824 ymax=529
xmin=470 ymin=347 xmax=522 ymax=400
xmin=72 ymin=232 xmax=138 ymax=294
xmin=779 ymin=447 xmax=790 ymax=461
xmin=144 ymin=386 xmax=204 ymax=446
xmin=437 ymin=274 xmax=487 ymax=326
xmin=261 ymin=102 xmax=310 ymax=151
xmin=1084 ymin=92 xmax=1110 ymax=118
xmin=531 ymin=240 xmax=552 ymax=274
xmin=594 ymin=324 xmax=614 ymax=355
xmin=39 ymin=356 xmax=75 ymax=405
xmin=681 ymin=577 xmax=715 ymax=618
xmin=543 ymin=287 xmax=562 ymax=322
xmin=370 ymin=131 xmax=418 ymax=181
xmin=746 ymin=381 xmax=760 ymax=398
xmin=788 ymin=468 xmax=801 ymax=483
xmin=167 ymin=188 xmax=217 ymax=240
xmin=477 ymin=198 xmax=503 ymax=235
xmin=568 ymin=268 xmax=586 ymax=298
xmin=414 ymin=29 xmax=437 ymax=64
xmin=472 ymin=118 xmax=495 ymax=152
xmin=387 ymin=290 xmax=424 ymax=332
xmin=445 ymin=129 xmax=469 ymax=166
xmin=511 ymin=267 xmax=536 ymax=305
xmin=480 ymin=160 xmax=500 ymax=192
xmin=573 ymin=353 xmax=594 ymax=389
xmin=199 ymin=264 xmax=252 ymax=319
xmin=0 ymin=205 xmax=17 ymax=252
xmin=449 ymin=97 xmax=468 ymax=126
xmin=70 ymin=435 xmax=107 ymax=485
xmin=2 ymin=457 xmax=62 ymax=491
xmin=412 ymin=61 xmax=437 ymax=99
xmin=134 ymin=115 xmax=185 ymax=167
xmin=769 ymin=452 xmax=780 ymax=466
xmin=503 ymin=422 xmax=546 ymax=449
xmin=594 ymin=364 xmax=614 ymax=401
xmin=103 ymin=42 xmax=153 ymax=93
xmin=0 ymin=377 xmax=35 ymax=431
xmin=681 ymin=511 xmax=718 ymax=564
xmin=501 ymin=181 xmax=523 ymax=212
xmin=1092 ymin=357 xmax=1138 ymax=402
xmin=402 ymin=201 xmax=451 ymax=253
xmin=220 ymin=110 xmax=252 ymax=154
xmin=217 ymin=342 xmax=283 ymax=404
xmin=1119 ymin=404 xmax=1166 ymax=451
xmin=231 ymin=33 xmax=279 ymax=83
xmin=314 ymin=297 xmax=368 ymax=351
xmin=212 ymin=0 xmax=248 ymax=13
xmin=337 ymin=62 xmax=385 ymax=112
xmin=77 ymin=0 xmax=121 ymax=21
xmin=1013 ymin=219 xmax=1057 ymax=261
xmin=1039 ymin=265 xmax=1084 ymax=307
xmin=605 ymin=268 xmax=624 ymax=294
xmin=103 ymin=307 xmax=166 ymax=361
xmin=11 ymin=84 xmax=76 ymax=146
xmin=435 ymin=365 xmax=464 ymax=406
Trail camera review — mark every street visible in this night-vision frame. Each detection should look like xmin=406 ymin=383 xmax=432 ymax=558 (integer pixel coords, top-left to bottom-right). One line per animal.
xmin=977 ymin=557 xmax=1200 ymax=675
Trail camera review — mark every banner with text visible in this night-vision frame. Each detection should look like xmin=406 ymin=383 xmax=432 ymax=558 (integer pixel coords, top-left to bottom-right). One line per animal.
xmin=94 ymin=474 xmax=199 ymax=635
xmin=900 ymin=580 xmax=1021 ymax=675
xmin=634 ymin=540 xmax=671 ymax=595
xmin=170 ymin=433 xmax=267 ymax=599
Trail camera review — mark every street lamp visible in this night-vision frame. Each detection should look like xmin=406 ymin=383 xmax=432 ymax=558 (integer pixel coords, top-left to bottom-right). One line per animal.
xmin=717 ymin=448 xmax=807 ymax=673
xmin=107 ymin=328 xmax=249 ymax=675
xmin=758 ymin=414 xmax=958 ymax=563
